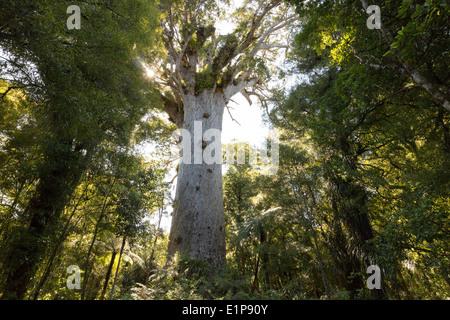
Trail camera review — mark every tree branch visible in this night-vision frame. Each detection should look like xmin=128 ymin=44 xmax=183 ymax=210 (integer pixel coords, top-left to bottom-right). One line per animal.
xmin=224 ymin=77 xmax=259 ymax=102
xmin=359 ymin=0 xmax=450 ymax=112
xmin=226 ymin=105 xmax=241 ymax=125
xmin=248 ymin=15 xmax=298 ymax=58
xmin=161 ymin=93 xmax=184 ymax=128
xmin=1 ymin=86 xmax=22 ymax=101
xmin=238 ymin=0 xmax=283 ymax=54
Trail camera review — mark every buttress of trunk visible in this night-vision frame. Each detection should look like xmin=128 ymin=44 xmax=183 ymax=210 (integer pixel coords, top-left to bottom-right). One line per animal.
xmin=166 ymin=91 xmax=227 ymax=270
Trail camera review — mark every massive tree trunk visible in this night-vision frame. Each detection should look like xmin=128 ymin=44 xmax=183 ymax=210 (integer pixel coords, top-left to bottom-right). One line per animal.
xmin=167 ymin=91 xmax=227 ymax=269
xmin=160 ymin=0 xmax=293 ymax=271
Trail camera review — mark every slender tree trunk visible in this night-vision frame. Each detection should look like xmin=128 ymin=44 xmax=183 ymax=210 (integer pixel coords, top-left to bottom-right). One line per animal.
xmin=149 ymin=198 xmax=164 ymax=266
xmin=80 ymin=221 xmax=101 ymax=300
xmin=81 ymin=205 xmax=108 ymax=299
xmin=1 ymin=147 xmax=86 ymax=299
xmin=289 ymin=169 xmax=331 ymax=299
xmin=251 ymin=252 xmax=260 ymax=294
xmin=99 ymin=251 xmax=117 ymax=300
xmin=437 ymin=109 xmax=450 ymax=153
xmin=260 ymin=230 xmax=270 ymax=289
xmin=167 ymin=91 xmax=226 ymax=270
xmin=304 ymin=186 xmax=331 ymax=299
xmin=109 ymin=236 xmax=126 ymax=300
xmin=32 ymin=210 xmax=80 ymax=300
xmin=33 ymin=182 xmax=90 ymax=300
xmin=81 ymin=178 xmax=115 ymax=300
xmin=310 ymin=223 xmax=331 ymax=299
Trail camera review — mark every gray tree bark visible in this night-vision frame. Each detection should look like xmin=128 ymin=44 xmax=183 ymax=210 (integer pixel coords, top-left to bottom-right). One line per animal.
xmin=160 ymin=0 xmax=292 ymax=272
xmin=167 ymin=90 xmax=227 ymax=269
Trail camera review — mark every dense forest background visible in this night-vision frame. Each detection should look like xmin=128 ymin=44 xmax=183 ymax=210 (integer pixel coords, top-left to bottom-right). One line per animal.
xmin=0 ymin=0 xmax=449 ymax=300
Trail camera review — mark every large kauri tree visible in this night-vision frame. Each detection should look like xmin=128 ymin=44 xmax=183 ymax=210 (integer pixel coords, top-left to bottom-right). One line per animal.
xmin=158 ymin=0 xmax=297 ymax=269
